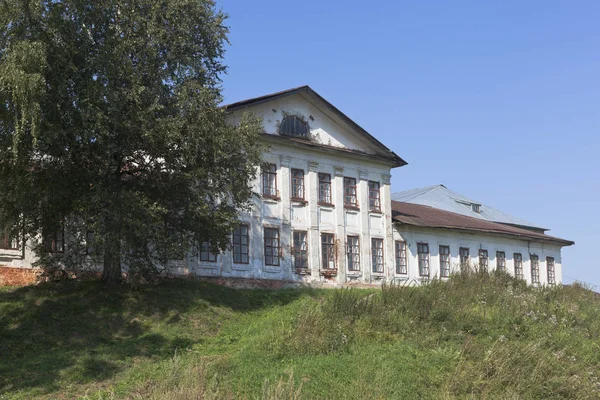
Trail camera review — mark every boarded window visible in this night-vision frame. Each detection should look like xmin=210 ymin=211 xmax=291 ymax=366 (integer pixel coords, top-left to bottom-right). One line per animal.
xmin=344 ymin=177 xmax=358 ymax=207
xmin=200 ymin=241 xmax=217 ymax=262
xmin=547 ymin=257 xmax=555 ymax=285
xmin=496 ymin=251 xmax=506 ymax=272
xmin=262 ymin=164 xmax=278 ymax=197
xmin=279 ymin=115 xmax=309 ymax=137
xmin=531 ymin=254 xmax=540 ymax=284
xmin=479 ymin=249 xmax=488 ymax=271
xmin=395 ymin=241 xmax=407 ymax=274
xmin=459 ymin=247 xmax=470 ymax=268
xmin=318 ymin=173 xmax=332 ymax=205
xmin=371 ymin=238 xmax=384 ymax=273
xmin=418 ymin=243 xmax=430 ymax=277
xmin=439 ymin=245 xmax=450 ymax=277
xmin=514 ymin=253 xmax=523 ymax=279
xmin=347 ymin=236 xmax=360 ymax=271
xmin=291 ymin=169 xmax=305 ymax=200
xmin=321 ymin=233 xmax=335 ymax=270
xmin=368 ymin=181 xmax=381 ymax=212
xmin=293 ymin=231 xmax=308 ymax=269
xmin=233 ymin=225 xmax=249 ymax=264
xmin=264 ymin=228 xmax=280 ymax=266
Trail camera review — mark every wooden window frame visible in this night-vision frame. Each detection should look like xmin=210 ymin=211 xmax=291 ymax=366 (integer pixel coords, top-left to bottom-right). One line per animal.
xmin=343 ymin=177 xmax=358 ymax=209
xmin=262 ymin=163 xmax=278 ymax=198
xmin=318 ymin=173 xmax=333 ymax=206
xmin=418 ymin=242 xmax=430 ymax=277
xmin=292 ymin=231 xmax=308 ymax=270
xmin=496 ymin=251 xmax=506 ymax=272
xmin=0 ymin=224 xmax=19 ymax=251
xmin=232 ymin=224 xmax=250 ymax=264
xmin=530 ymin=254 xmax=540 ymax=284
xmin=279 ymin=115 xmax=309 ymax=137
xmin=321 ymin=233 xmax=336 ymax=270
xmin=371 ymin=238 xmax=384 ymax=273
xmin=44 ymin=227 xmax=65 ymax=253
xmin=290 ymin=169 xmax=305 ymax=201
xmin=479 ymin=249 xmax=489 ymax=271
xmin=199 ymin=241 xmax=218 ymax=262
xmin=395 ymin=240 xmax=407 ymax=274
xmin=264 ymin=227 xmax=280 ymax=267
xmin=459 ymin=247 xmax=470 ymax=268
xmin=546 ymin=257 xmax=555 ymax=285
xmin=368 ymin=181 xmax=381 ymax=212
xmin=439 ymin=245 xmax=450 ymax=277
xmin=514 ymin=253 xmax=523 ymax=279
xmin=346 ymin=236 xmax=360 ymax=271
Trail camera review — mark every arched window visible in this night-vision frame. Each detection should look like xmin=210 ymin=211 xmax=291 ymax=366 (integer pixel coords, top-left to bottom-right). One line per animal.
xmin=279 ymin=115 xmax=309 ymax=137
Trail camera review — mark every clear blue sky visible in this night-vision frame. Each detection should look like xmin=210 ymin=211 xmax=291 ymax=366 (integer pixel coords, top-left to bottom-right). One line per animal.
xmin=218 ymin=0 xmax=600 ymax=288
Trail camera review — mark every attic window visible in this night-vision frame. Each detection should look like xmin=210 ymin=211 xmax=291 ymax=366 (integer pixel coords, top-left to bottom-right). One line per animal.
xmin=471 ymin=203 xmax=481 ymax=213
xmin=279 ymin=115 xmax=309 ymax=137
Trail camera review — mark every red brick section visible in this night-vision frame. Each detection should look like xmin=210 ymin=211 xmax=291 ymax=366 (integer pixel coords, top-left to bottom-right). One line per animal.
xmin=0 ymin=267 xmax=41 ymax=286
xmin=391 ymin=201 xmax=574 ymax=246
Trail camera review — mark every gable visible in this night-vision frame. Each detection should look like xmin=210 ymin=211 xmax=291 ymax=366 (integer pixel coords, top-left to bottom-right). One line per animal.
xmin=224 ymin=86 xmax=406 ymax=167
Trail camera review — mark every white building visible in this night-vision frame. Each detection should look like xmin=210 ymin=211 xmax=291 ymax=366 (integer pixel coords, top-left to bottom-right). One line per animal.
xmin=0 ymin=86 xmax=574 ymax=286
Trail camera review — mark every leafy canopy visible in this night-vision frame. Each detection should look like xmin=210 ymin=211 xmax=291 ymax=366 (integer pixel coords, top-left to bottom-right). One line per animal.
xmin=0 ymin=0 xmax=264 ymax=281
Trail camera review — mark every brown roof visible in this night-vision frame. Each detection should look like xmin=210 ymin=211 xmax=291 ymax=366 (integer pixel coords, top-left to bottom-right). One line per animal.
xmin=392 ymin=201 xmax=574 ymax=246
xmin=223 ymin=86 xmax=407 ymax=168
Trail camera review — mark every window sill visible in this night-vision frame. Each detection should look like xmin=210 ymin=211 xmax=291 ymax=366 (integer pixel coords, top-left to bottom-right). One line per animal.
xmin=346 ymin=271 xmax=362 ymax=277
xmin=262 ymin=195 xmax=281 ymax=202
xmin=371 ymin=272 xmax=385 ymax=278
xmin=232 ymin=264 xmax=251 ymax=271
xmin=294 ymin=268 xmax=311 ymax=276
xmin=291 ymin=198 xmax=308 ymax=206
xmin=320 ymin=269 xmax=338 ymax=277
xmin=263 ymin=266 xmax=281 ymax=273
xmin=198 ymin=263 xmax=219 ymax=269
xmin=0 ymin=249 xmax=22 ymax=258
xmin=344 ymin=205 xmax=360 ymax=212
xmin=318 ymin=202 xmax=335 ymax=208
xmin=369 ymin=209 xmax=383 ymax=215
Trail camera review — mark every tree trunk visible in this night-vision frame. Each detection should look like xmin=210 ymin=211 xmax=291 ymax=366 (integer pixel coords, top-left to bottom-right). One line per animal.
xmin=102 ymin=234 xmax=122 ymax=285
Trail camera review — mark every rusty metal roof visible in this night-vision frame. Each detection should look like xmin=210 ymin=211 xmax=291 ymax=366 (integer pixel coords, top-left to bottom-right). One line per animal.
xmin=392 ymin=200 xmax=574 ymax=246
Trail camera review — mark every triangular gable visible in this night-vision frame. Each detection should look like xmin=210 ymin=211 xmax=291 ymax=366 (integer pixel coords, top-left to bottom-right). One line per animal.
xmin=224 ymin=86 xmax=407 ymax=167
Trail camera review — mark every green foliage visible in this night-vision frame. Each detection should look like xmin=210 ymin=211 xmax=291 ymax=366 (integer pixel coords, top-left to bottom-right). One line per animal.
xmin=1 ymin=274 xmax=600 ymax=399
xmin=0 ymin=0 xmax=264 ymax=281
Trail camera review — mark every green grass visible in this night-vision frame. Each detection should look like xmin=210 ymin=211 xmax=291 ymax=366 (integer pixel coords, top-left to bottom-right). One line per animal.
xmin=1 ymin=271 xmax=600 ymax=399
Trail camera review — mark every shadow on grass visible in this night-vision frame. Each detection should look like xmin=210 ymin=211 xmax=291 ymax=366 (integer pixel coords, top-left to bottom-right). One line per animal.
xmin=0 ymin=279 xmax=318 ymax=396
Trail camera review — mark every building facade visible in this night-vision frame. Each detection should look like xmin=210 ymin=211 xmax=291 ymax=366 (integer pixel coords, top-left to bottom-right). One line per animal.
xmin=0 ymin=86 xmax=574 ymax=286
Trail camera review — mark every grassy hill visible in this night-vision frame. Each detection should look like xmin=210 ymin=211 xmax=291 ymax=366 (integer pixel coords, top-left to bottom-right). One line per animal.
xmin=1 ymin=272 xmax=599 ymax=399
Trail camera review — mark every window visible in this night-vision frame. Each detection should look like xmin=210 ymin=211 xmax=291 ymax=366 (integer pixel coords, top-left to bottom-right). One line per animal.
xmin=200 ymin=241 xmax=217 ymax=262
xmin=279 ymin=115 xmax=309 ymax=137
xmin=321 ymin=233 xmax=335 ymax=270
xmin=471 ymin=203 xmax=481 ymax=213
xmin=347 ymin=236 xmax=360 ymax=271
xmin=344 ymin=177 xmax=358 ymax=208
xmin=395 ymin=241 xmax=407 ymax=274
xmin=368 ymin=181 xmax=381 ymax=212
xmin=547 ymin=257 xmax=556 ymax=285
xmin=318 ymin=173 xmax=332 ymax=205
xmin=371 ymin=238 xmax=384 ymax=273
xmin=479 ymin=249 xmax=488 ymax=271
xmin=439 ymin=245 xmax=450 ymax=277
xmin=262 ymin=164 xmax=278 ymax=197
xmin=44 ymin=227 xmax=64 ymax=253
xmin=85 ymin=231 xmax=95 ymax=255
xmin=0 ymin=223 xmax=19 ymax=250
xmin=531 ymin=254 xmax=540 ymax=284
xmin=418 ymin=243 xmax=430 ymax=277
xmin=233 ymin=225 xmax=249 ymax=264
xmin=264 ymin=228 xmax=280 ymax=266
xmin=514 ymin=253 xmax=523 ymax=279
xmin=496 ymin=251 xmax=506 ymax=272
xmin=293 ymin=231 xmax=308 ymax=269
xmin=459 ymin=247 xmax=470 ymax=268
xmin=291 ymin=169 xmax=305 ymax=200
